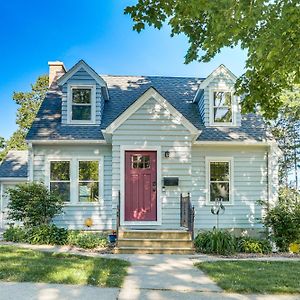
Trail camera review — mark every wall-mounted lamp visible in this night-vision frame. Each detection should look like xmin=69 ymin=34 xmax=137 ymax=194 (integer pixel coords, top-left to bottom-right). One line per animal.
xmin=165 ymin=151 xmax=170 ymax=158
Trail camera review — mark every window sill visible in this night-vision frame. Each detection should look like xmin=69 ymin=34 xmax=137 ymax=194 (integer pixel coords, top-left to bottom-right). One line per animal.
xmin=205 ymin=202 xmax=234 ymax=206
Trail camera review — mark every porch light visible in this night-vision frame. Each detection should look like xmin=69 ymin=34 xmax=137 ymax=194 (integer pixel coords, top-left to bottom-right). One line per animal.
xmin=165 ymin=151 xmax=170 ymax=158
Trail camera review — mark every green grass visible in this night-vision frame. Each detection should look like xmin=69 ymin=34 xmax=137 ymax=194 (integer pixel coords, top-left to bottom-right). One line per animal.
xmin=196 ymin=261 xmax=300 ymax=294
xmin=0 ymin=245 xmax=129 ymax=287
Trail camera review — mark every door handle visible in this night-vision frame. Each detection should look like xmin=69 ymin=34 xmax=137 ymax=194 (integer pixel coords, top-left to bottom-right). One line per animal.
xmin=152 ymin=182 xmax=157 ymax=192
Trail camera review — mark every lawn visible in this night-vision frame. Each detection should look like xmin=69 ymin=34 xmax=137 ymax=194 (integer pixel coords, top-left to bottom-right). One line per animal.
xmin=196 ymin=261 xmax=300 ymax=294
xmin=0 ymin=245 xmax=129 ymax=287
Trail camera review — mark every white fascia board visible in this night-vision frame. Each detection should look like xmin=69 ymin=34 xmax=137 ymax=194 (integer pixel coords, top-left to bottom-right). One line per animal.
xmin=193 ymin=140 xmax=270 ymax=146
xmin=198 ymin=64 xmax=237 ymax=91
xmin=57 ymin=60 xmax=107 ymax=87
xmin=105 ymin=87 xmax=199 ymax=136
xmin=27 ymin=140 xmax=107 ymax=145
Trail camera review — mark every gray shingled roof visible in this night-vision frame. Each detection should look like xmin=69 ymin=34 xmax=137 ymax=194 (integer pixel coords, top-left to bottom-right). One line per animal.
xmin=0 ymin=150 xmax=28 ymax=178
xmin=27 ymin=75 xmax=268 ymax=142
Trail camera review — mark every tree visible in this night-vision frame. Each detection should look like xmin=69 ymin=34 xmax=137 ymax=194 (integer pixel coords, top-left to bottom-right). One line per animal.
xmin=125 ymin=0 xmax=300 ymax=119
xmin=0 ymin=75 xmax=48 ymax=160
xmin=269 ymin=87 xmax=300 ymax=190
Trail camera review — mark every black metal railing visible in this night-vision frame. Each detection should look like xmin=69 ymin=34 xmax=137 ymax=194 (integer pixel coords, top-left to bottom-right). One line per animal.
xmin=116 ymin=190 xmax=121 ymax=238
xmin=180 ymin=193 xmax=195 ymax=239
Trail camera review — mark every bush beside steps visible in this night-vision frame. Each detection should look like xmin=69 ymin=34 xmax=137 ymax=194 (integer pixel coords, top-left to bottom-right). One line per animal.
xmin=3 ymin=225 xmax=108 ymax=249
xmin=194 ymin=229 xmax=272 ymax=255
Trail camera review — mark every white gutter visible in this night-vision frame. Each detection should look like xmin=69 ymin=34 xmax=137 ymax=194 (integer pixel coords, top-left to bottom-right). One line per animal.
xmin=193 ymin=141 xmax=270 ymax=146
xmin=0 ymin=177 xmax=28 ymax=182
xmin=27 ymin=140 xmax=107 ymax=145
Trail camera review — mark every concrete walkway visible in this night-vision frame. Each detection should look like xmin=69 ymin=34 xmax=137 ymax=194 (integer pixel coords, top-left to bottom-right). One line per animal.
xmin=1 ymin=242 xmax=300 ymax=299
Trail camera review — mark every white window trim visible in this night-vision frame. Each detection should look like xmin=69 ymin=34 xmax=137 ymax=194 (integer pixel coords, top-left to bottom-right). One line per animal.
xmin=120 ymin=145 xmax=162 ymax=226
xmin=46 ymin=157 xmax=104 ymax=206
xmin=205 ymin=157 xmax=234 ymax=205
xmin=209 ymin=88 xmax=238 ymax=127
xmin=67 ymin=84 xmax=96 ymax=125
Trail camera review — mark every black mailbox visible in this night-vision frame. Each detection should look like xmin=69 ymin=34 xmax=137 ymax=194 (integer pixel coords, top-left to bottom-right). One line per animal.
xmin=163 ymin=177 xmax=179 ymax=186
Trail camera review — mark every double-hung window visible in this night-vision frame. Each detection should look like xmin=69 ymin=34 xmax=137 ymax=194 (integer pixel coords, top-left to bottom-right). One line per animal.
xmin=207 ymin=158 xmax=232 ymax=203
xmin=78 ymin=161 xmax=99 ymax=202
xmin=69 ymin=86 xmax=95 ymax=123
xmin=50 ymin=161 xmax=70 ymax=202
xmin=212 ymin=91 xmax=233 ymax=124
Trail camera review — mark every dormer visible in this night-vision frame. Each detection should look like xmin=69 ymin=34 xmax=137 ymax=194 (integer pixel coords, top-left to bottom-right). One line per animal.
xmin=194 ymin=65 xmax=241 ymax=127
xmin=56 ymin=60 xmax=109 ymax=125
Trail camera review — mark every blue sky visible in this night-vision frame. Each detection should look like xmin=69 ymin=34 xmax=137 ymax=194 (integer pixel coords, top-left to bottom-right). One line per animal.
xmin=0 ymin=0 xmax=247 ymax=140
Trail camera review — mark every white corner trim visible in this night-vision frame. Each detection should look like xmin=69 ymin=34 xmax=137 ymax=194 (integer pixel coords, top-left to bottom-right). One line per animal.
xmin=120 ymin=145 xmax=162 ymax=226
xmin=199 ymin=64 xmax=237 ymax=90
xmin=67 ymin=84 xmax=96 ymax=125
xmin=205 ymin=156 xmax=234 ymax=206
xmin=105 ymin=87 xmax=199 ymax=135
xmin=57 ymin=60 xmax=107 ymax=87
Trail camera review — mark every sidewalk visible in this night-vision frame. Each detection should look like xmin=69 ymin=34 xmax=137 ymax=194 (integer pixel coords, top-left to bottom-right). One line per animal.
xmin=0 ymin=242 xmax=300 ymax=300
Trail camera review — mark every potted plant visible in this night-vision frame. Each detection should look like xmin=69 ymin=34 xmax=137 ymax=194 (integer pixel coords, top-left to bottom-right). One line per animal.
xmin=108 ymin=230 xmax=117 ymax=243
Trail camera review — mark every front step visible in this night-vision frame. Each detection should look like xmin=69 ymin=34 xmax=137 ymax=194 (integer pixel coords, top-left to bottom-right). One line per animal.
xmin=116 ymin=230 xmax=194 ymax=254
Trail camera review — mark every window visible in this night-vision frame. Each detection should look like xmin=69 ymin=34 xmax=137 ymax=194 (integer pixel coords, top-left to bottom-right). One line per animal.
xmin=213 ymin=91 xmax=232 ymax=123
xmin=71 ymin=88 xmax=92 ymax=121
xmin=78 ymin=161 xmax=99 ymax=202
xmin=131 ymin=155 xmax=150 ymax=169
xmin=208 ymin=160 xmax=232 ymax=203
xmin=50 ymin=161 xmax=70 ymax=202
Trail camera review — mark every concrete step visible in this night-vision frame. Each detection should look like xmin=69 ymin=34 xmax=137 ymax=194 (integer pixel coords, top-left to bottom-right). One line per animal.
xmin=114 ymin=247 xmax=195 ymax=254
xmin=118 ymin=230 xmax=191 ymax=239
xmin=118 ymin=238 xmax=193 ymax=248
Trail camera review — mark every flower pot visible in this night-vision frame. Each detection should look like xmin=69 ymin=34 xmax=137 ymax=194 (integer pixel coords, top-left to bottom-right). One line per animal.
xmin=108 ymin=234 xmax=117 ymax=243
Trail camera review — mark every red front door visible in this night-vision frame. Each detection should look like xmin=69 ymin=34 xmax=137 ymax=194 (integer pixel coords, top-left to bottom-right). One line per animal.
xmin=125 ymin=151 xmax=157 ymax=221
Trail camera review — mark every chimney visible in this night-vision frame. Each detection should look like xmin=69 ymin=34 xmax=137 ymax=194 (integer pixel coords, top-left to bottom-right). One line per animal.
xmin=48 ymin=61 xmax=66 ymax=89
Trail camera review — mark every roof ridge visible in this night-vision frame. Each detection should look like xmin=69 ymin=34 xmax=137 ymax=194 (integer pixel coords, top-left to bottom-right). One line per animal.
xmin=100 ymin=74 xmax=204 ymax=80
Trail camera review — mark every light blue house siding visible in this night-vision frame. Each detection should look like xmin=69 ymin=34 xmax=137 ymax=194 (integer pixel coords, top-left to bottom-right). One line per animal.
xmin=61 ymin=67 xmax=103 ymax=124
xmin=32 ymin=144 xmax=112 ymax=230
xmin=192 ymin=145 xmax=268 ymax=233
xmin=111 ymin=96 xmax=194 ymax=229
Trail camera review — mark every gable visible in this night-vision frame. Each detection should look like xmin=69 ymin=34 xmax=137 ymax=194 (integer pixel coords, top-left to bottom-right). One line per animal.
xmin=104 ymin=87 xmax=199 ymax=137
xmin=57 ymin=60 xmax=107 ymax=88
xmin=199 ymin=64 xmax=237 ymax=91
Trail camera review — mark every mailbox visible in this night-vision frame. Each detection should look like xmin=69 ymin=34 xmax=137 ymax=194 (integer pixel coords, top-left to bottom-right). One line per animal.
xmin=163 ymin=177 xmax=179 ymax=186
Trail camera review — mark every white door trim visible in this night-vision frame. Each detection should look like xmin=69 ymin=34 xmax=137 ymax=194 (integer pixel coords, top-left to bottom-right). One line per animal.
xmin=120 ymin=145 xmax=162 ymax=226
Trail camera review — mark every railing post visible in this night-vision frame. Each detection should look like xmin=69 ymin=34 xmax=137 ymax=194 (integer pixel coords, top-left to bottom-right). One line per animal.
xmin=116 ymin=190 xmax=120 ymax=238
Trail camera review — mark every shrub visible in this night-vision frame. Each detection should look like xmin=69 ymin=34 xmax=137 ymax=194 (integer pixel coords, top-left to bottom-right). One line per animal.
xmin=3 ymin=226 xmax=26 ymax=243
xmin=263 ymin=199 xmax=300 ymax=251
xmin=67 ymin=231 xmax=108 ymax=249
xmin=7 ymin=182 xmax=63 ymax=227
xmin=26 ymin=225 xmax=68 ymax=245
xmin=194 ymin=229 xmax=236 ymax=255
xmin=3 ymin=226 xmax=108 ymax=249
xmin=236 ymin=237 xmax=272 ymax=254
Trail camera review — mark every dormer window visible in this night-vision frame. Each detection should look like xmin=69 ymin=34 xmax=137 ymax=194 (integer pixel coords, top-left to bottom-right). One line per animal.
xmin=67 ymin=85 xmax=96 ymax=124
xmin=213 ymin=91 xmax=232 ymax=123
xmin=210 ymin=90 xmax=235 ymax=126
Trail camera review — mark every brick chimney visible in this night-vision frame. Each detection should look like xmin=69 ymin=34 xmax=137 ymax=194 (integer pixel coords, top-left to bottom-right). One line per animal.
xmin=48 ymin=61 xmax=66 ymax=89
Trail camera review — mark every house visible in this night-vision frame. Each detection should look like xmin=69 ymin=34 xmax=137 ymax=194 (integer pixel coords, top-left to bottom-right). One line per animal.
xmin=0 ymin=60 xmax=280 ymax=253
xmin=0 ymin=150 xmax=28 ymax=228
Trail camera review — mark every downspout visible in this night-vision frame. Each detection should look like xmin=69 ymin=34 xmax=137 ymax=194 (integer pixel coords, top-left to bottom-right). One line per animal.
xmin=266 ymin=151 xmax=270 ymax=212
